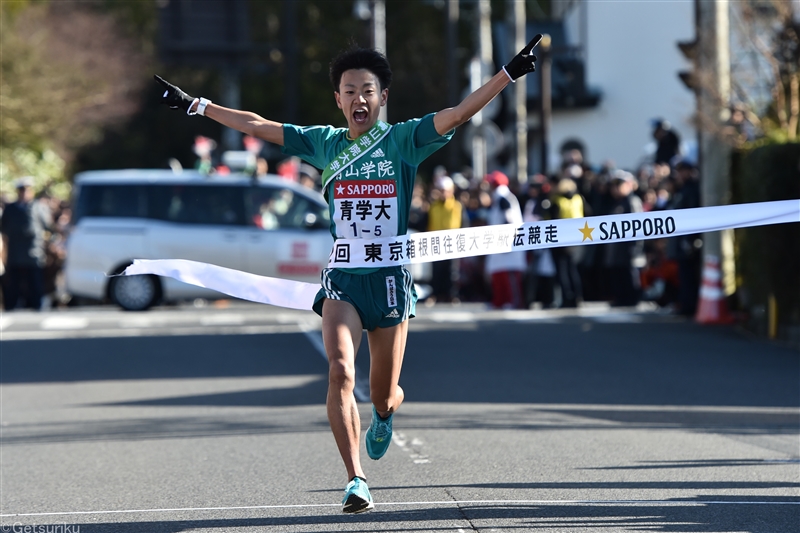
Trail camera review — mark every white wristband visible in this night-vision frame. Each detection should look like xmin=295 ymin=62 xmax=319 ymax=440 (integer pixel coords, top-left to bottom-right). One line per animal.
xmin=502 ymin=66 xmax=515 ymax=83
xmin=197 ymin=97 xmax=211 ymax=116
xmin=186 ymin=98 xmax=200 ymax=116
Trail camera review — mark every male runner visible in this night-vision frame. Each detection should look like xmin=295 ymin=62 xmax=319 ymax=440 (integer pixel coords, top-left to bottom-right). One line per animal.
xmin=155 ymin=37 xmax=539 ymax=514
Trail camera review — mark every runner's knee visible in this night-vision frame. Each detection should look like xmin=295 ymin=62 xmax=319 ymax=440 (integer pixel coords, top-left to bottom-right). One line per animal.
xmin=371 ymin=386 xmax=403 ymax=413
xmin=328 ymin=358 xmax=356 ymax=390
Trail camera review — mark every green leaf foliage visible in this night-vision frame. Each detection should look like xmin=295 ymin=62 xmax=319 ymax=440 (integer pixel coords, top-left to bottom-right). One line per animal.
xmin=734 ymin=143 xmax=800 ymax=329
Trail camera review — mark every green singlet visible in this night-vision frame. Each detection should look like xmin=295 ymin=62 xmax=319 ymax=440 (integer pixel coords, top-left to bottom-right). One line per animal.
xmin=281 ymin=113 xmax=453 ymax=329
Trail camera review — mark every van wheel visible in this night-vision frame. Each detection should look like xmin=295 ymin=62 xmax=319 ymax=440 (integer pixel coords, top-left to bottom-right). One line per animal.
xmin=109 ymin=274 xmax=160 ymax=311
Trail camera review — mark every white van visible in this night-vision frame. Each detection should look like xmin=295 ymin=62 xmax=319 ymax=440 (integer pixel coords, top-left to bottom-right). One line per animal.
xmin=65 ymin=169 xmax=431 ymax=310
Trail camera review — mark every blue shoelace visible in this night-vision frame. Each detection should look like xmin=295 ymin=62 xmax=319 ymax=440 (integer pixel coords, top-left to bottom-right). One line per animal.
xmin=372 ymin=414 xmax=392 ymax=440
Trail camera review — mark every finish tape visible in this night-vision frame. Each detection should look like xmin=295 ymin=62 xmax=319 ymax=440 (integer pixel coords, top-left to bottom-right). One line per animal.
xmin=124 ymin=200 xmax=799 ymax=310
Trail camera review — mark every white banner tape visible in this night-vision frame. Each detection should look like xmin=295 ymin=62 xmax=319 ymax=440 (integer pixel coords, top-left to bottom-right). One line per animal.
xmin=123 ymin=259 xmax=320 ymax=310
xmin=123 ymin=200 xmax=799 ymax=310
xmin=328 ymin=200 xmax=800 ymax=268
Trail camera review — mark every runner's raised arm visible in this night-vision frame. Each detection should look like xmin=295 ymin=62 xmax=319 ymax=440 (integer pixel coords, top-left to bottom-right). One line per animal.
xmin=433 ymin=34 xmax=541 ymax=136
xmin=153 ymin=75 xmax=285 ymax=146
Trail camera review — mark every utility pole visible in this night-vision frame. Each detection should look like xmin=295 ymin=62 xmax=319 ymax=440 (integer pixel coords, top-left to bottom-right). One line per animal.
xmin=471 ymin=0 xmax=492 ymax=180
xmin=697 ymin=0 xmax=735 ymax=294
xmin=372 ymin=0 xmax=387 ymax=122
xmin=539 ymin=35 xmax=552 ymax=176
xmin=284 ymin=0 xmax=298 ymax=124
xmin=221 ymin=68 xmax=241 ymax=151
xmin=446 ymin=0 xmax=460 ymax=173
xmin=507 ymin=0 xmax=528 ymax=186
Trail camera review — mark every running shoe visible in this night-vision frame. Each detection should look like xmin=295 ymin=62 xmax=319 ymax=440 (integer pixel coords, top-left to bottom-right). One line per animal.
xmin=365 ymin=406 xmax=393 ymax=460
xmin=342 ymin=477 xmax=374 ymax=514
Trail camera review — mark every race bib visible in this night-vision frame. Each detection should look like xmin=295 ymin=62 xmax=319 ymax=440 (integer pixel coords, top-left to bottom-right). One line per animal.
xmin=333 ymin=179 xmax=398 ymax=239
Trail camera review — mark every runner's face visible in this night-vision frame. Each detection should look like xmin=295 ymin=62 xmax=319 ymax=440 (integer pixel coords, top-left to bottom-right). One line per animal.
xmin=335 ymin=69 xmax=388 ymax=138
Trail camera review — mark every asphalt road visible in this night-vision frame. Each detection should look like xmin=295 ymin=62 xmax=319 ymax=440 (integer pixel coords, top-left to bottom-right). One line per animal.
xmin=1 ymin=302 xmax=798 ymax=532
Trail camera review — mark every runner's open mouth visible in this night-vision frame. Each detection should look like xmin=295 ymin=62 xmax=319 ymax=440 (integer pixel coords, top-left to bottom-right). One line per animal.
xmin=353 ymin=110 xmax=368 ymax=124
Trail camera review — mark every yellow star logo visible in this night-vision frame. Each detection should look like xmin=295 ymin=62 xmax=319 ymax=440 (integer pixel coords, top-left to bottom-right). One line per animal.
xmin=579 ymin=221 xmax=595 ymax=242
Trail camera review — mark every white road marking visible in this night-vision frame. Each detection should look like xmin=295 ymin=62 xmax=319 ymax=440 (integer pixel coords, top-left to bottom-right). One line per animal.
xmin=118 ymin=317 xmax=153 ymax=328
xmin=40 ymin=317 xmax=89 ymax=330
xmin=393 ymin=431 xmax=431 ymax=464
xmin=199 ymin=314 xmax=245 ymax=326
xmin=1 ymin=324 xmax=307 ymax=341
xmin=591 ymin=313 xmax=643 ymax=323
xmin=3 ymin=499 xmax=798 ymax=518
xmin=0 ymin=316 xmax=12 ymax=331
xmin=428 ymin=312 xmax=476 ymax=323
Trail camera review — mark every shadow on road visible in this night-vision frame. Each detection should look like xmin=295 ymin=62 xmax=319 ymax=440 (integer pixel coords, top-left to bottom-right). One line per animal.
xmin=55 ymin=498 xmax=800 ymax=533
xmin=1 ymin=333 xmax=324 ymax=383
xmin=2 ymin=322 xmax=798 ymax=409
xmin=0 ymin=414 xmax=331 ymax=446
xmin=101 ymin=378 xmax=329 ymax=408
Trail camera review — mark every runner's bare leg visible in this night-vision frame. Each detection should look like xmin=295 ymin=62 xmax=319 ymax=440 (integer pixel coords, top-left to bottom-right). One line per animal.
xmin=322 ymin=299 xmax=366 ymax=481
xmin=367 ymin=320 xmax=408 ymax=417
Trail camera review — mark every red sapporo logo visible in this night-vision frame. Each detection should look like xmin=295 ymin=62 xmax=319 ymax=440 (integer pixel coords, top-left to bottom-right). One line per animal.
xmin=334 ymin=180 xmax=396 ymax=198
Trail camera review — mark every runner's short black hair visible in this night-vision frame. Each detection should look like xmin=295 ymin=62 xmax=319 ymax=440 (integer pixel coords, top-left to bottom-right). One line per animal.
xmin=329 ymin=45 xmax=392 ymax=92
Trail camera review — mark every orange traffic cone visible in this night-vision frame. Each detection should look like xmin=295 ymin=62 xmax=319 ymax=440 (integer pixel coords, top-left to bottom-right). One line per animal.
xmin=695 ymin=255 xmax=735 ymax=324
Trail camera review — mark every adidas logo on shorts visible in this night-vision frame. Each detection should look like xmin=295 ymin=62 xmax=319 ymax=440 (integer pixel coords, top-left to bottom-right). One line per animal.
xmin=385 ymin=309 xmax=400 ymax=319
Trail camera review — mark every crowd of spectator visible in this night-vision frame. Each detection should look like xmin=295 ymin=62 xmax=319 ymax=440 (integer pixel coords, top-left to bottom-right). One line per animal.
xmin=0 ymin=178 xmax=72 ymax=311
xmin=398 ymin=120 xmax=702 ymax=314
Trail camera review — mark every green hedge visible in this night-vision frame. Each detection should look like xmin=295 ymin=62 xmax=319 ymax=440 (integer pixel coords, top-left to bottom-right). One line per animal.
xmin=733 ymin=143 xmax=800 ymax=336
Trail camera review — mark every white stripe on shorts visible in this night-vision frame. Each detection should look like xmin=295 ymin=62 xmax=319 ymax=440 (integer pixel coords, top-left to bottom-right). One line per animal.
xmin=322 ymin=269 xmax=339 ymax=301
xmin=402 ymin=267 xmax=412 ymax=321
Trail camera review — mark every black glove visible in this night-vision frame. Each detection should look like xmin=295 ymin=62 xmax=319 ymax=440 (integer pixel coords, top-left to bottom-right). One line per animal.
xmin=154 ymin=74 xmax=195 ymax=112
xmin=503 ymin=34 xmax=542 ymax=81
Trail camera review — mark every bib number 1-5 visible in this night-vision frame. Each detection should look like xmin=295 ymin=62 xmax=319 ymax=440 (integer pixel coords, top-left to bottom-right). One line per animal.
xmin=349 ymin=223 xmax=383 ymax=238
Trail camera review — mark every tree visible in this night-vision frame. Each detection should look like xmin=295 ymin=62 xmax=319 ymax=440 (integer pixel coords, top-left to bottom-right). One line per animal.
xmin=0 ymin=1 xmax=149 ymax=199
xmin=728 ymin=1 xmax=799 ymax=146
xmin=74 ymin=0 xmax=464 ymax=180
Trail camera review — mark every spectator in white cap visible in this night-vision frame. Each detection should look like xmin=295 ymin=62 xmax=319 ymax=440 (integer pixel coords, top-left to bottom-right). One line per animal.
xmin=484 ymin=171 xmax=527 ymax=309
xmin=605 ymin=169 xmax=645 ymax=307
xmin=427 ymin=172 xmax=462 ymax=303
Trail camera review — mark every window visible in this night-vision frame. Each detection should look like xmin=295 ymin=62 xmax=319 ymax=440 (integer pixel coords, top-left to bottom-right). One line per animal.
xmin=73 ymin=185 xmax=147 ymax=222
xmin=246 ymin=186 xmax=329 ymax=230
xmin=147 ymin=185 xmax=245 ymax=226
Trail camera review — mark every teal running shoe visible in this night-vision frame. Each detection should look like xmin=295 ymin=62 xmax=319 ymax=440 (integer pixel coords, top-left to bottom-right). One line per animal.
xmin=342 ymin=477 xmax=374 ymax=514
xmin=365 ymin=406 xmax=393 ymax=460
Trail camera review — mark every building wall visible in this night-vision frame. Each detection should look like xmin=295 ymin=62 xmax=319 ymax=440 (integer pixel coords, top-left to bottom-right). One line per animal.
xmin=548 ymin=0 xmax=696 ymax=172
